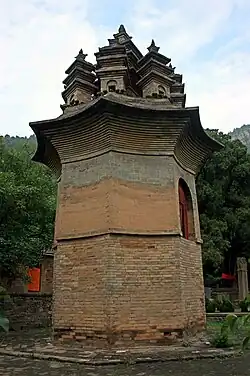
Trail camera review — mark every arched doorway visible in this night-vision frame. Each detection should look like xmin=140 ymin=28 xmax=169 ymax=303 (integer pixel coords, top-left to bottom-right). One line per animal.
xmin=178 ymin=179 xmax=195 ymax=240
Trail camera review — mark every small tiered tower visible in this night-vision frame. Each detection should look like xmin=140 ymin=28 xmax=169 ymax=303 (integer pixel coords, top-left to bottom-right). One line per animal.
xmin=95 ymin=39 xmax=129 ymax=94
xmin=30 ymin=25 xmax=223 ymax=345
xmin=62 ymin=49 xmax=97 ymax=106
xmin=113 ymin=25 xmax=143 ymax=96
xmin=137 ymin=40 xmax=173 ymax=98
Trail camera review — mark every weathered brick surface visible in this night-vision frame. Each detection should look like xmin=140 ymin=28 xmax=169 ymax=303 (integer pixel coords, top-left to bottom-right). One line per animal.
xmin=52 ymin=152 xmax=205 ymax=343
xmin=179 ymin=239 xmax=205 ymax=328
xmin=56 ymin=179 xmax=179 ymax=238
xmin=55 ymin=153 xmax=200 ymax=240
xmin=41 ymin=257 xmax=53 ymax=294
xmin=53 ymin=235 xmax=204 ymax=342
xmin=61 ymin=153 xmax=176 ymax=188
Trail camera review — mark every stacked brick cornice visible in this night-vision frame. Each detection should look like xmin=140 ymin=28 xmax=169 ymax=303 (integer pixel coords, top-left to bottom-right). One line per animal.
xmin=30 ymin=25 xmax=223 ymax=345
xmin=31 ymin=93 xmax=221 ymax=176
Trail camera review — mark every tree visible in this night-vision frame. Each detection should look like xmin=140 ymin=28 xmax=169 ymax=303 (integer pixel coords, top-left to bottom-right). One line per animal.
xmin=196 ymin=130 xmax=250 ymax=278
xmin=0 ymin=136 xmax=57 ymax=285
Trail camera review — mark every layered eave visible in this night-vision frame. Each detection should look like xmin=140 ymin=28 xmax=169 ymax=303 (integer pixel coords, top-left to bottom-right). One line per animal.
xmin=138 ymin=51 xmax=171 ymax=67
xmin=65 ymin=59 xmax=94 ymax=75
xmin=62 ymin=79 xmax=97 ymax=101
xmin=136 ymin=70 xmax=175 ymax=88
xmin=30 ymin=94 xmax=223 ymax=176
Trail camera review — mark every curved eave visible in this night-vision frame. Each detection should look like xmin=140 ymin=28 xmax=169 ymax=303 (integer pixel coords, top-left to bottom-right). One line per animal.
xmin=29 ymin=94 xmax=223 ymax=174
xmin=174 ymin=107 xmax=224 ymax=174
xmin=30 ymin=125 xmax=62 ymax=178
xmin=30 ymin=127 xmax=46 ymax=164
xmin=186 ymin=107 xmax=224 ymax=153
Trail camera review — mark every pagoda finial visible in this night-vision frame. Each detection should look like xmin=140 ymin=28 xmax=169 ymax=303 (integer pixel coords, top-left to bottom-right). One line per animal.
xmin=147 ymin=39 xmax=160 ymax=53
xmin=75 ymin=49 xmax=88 ymax=60
xmin=118 ymin=24 xmax=126 ymax=33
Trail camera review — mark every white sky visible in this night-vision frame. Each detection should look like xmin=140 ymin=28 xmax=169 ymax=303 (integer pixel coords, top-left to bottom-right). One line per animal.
xmin=0 ymin=0 xmax=250 ymax=136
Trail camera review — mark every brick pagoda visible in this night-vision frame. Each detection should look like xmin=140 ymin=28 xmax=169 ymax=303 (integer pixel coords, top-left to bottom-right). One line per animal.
xmin=30 ymin=25 xmax=222 ymax=344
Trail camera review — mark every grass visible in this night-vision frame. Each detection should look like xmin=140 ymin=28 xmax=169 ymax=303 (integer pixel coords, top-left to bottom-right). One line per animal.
xmin=206 ymin=320 xmax=250 ymax=348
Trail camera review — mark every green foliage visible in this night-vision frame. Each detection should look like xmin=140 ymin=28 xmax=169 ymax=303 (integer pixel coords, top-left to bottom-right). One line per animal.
xmin=221 ymin=314 xmax=250 ymax=350
xmin=205 ymin=298 xmax=216 ymax=313
xmin=216 ymin=296 xmax=234 ymax=313
xmin=0 ymin=135 xmax=57 ymax=283
xmin=197 ymin=130 xmax=250 ymax=276
xmin=239 ymin=296 xmax=250 ymax=312
xmin=211 ymin=331 xmax=231 ymax=348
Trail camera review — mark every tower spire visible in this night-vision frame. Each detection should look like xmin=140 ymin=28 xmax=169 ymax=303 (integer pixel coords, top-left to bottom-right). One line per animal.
xmin=74 ymin=49 xmax=88 ymax=60
xmin=118 ymin=24 xmax=126 ymax=33
xmin=147 ymin=39 xmax=160 ymax=53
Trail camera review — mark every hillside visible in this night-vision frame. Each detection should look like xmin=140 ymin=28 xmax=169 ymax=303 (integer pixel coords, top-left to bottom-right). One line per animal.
xmin=230 ymin=124 xmax=250 ymax=151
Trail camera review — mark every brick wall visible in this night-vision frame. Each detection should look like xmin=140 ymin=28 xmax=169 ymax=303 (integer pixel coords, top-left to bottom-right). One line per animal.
xmin=41 ymin=256 xmax=53 ymax=293
xmin=56 ymin=153 xmax=200 ymax=240
xmin=53 ymin=234 xmax=205 ymax=342
xmin=179 ymin=238 xmax=205 ymax=328
xmin=53 ymin=151 xmax=205 ymax=343
xmin=2 ymin=293 xmax=52 ymax=330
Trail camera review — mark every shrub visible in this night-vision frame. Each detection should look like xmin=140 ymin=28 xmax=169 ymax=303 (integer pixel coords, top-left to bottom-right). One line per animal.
xmin=239 ymin=296 xmax=250 ymax=312
xmin=211 ymin=332 xmax=231 ymax=348
xmin=217 ymin=296 xmax=234 ymax=313
xmin=205 ymin=298 xmax=216 ymax=313
xmin=222 ymin=314 xmax=250 ymax=350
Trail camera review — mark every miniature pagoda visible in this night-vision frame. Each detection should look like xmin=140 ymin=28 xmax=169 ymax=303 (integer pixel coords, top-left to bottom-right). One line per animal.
xmin=30 ymin=25 xmax=223 ymax=344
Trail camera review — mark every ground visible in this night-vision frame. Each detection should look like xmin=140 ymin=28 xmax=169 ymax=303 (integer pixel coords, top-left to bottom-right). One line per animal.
xmin=0 ymin=323 xmax=249 ymax=375
xmin=1 ymin=353 xmax=250 ymax=376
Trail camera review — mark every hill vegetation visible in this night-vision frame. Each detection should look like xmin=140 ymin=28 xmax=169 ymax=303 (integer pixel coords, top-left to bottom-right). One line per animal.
xmin=0 ymin=135 xmax=57 ymax=284
xmin=230 ymin=124 xmax=250 ymax=151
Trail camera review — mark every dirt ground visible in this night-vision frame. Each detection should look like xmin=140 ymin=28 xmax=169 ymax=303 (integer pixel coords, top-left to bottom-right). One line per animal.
xmin=1 ymin=353 xmax=250 ymax=376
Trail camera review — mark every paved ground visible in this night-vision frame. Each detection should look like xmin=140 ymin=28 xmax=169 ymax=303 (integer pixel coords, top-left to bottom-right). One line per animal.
xmin=0 ymin=328 xmax=236 ymax=364
xmin=1 ymin=327 xmax=249 ymax=375
xmin=0 ymin=353 xmax=250 ymax=376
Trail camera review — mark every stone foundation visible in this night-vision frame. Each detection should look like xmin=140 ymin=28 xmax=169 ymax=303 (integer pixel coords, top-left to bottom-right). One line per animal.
xmin=53 ymin=327 xmax=186 ymax=346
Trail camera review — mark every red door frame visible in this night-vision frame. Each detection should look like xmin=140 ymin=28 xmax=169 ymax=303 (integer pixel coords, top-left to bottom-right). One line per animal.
xmin=179 ymin=184 xmax=189 ymax=239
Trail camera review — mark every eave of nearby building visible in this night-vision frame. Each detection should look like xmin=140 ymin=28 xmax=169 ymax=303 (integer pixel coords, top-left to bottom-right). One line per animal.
xmin=30 ymin=94 xmax=223 ymax=175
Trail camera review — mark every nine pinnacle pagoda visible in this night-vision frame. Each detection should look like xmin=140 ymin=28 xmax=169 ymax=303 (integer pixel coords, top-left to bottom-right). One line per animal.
xmin=30 ymin=25 xmax=223 ymax=344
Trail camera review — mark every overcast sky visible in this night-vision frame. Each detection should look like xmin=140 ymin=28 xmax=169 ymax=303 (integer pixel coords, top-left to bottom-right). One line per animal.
xmin=1 ymin=0 xmax=250 ymax=136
